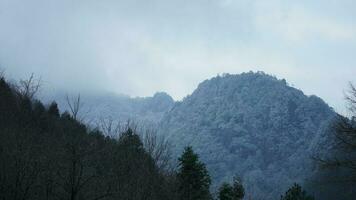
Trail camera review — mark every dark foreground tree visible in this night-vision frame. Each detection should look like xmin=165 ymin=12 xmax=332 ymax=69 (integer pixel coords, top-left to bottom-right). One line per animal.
xmin=281 ymin=183 xmax=314 ymax=200
xmin=232 ymin=177 xmax=244 ymax=200
xmin=218 ymin=183 xmax=233 ymax=200
xmin=218 ymin=176 xmax=244 ymax=200
xmin=317 ymin=83 xmax=356 ymax=181
xmin=308 ymin=83 xmax=356 ymax=200
xmin=177 ymin=146 xmax=211 ymax=200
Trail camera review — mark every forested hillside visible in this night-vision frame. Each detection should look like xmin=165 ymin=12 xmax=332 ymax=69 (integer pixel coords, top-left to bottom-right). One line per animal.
xmin=0 ymin=77 xmax=178 ymax=200
xmin=158 ymin=72 xmax=336 ymax=199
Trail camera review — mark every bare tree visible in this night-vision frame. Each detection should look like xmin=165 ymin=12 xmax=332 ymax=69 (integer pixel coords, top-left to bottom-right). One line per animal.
xmin=0 ymin=69 xmax=4 ymax=79
xmin=345 ymin=83 xmax=356 ymax=114
xmin=16 ymin=73 xmax=41 ymax=99
xmin=65 ymin=94 xmax=96 ymax=125
xmin=97 ymin=117 xmax=121 ymax=138
xmin=142 ymin=128 xmax=174 ymax=172
xmin=66 ymin=94 xmax=83 ymax=121
xmin=317 ymin=82 xmax=356 ymax=182
xmin=97 ymin=119 xmax=174 ymax=172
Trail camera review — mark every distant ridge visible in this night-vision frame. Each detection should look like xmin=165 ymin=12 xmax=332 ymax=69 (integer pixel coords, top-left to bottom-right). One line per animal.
xmin=42 ymin=91 xmax=174 ymax=127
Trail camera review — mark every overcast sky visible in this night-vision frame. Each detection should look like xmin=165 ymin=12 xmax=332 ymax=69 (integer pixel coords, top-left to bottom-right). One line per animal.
xmin=0 ymin=0 xmax=355 ymax=114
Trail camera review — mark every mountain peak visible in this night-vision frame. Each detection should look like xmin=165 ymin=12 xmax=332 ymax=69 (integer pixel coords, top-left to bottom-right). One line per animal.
xmin=159 ymin=72 xmax=335 ymax=199
xmin=196 ymin=71 xmax=287 ymax=93
xmin=152 ymin=92 xmax=174 ymax=102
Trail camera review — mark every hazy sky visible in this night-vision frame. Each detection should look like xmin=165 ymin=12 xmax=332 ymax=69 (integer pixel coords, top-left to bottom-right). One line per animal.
xmin=0 ymin=0 xmax=355 ymax=114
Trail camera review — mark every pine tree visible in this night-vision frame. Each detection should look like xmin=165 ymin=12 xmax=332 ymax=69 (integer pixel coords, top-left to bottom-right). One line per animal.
xmin=232 ymin=177 xmax=244 ymax=200
xmin=48 ymin=101 xmax=60 ymax=117
xmin=218 ymin=177 xmax=244 ymax=200
xmin=177 ymin=146 xmax=211 ymax=200
xmin=218 ymin=183 xmax=234 ymax=200
xmin=281 ymin=183 xmax=314 ymax=200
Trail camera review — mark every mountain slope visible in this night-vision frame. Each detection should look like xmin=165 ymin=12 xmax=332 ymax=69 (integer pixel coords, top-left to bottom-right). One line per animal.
xmin=158 ymin=72 xmax=336 ymax=199
xmin=42 ymin=91 xmax=174 ymax=127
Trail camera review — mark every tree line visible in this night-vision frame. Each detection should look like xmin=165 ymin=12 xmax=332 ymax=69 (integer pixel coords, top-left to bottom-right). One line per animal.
xmin=0 ymin=76 xmax=177 ymax=200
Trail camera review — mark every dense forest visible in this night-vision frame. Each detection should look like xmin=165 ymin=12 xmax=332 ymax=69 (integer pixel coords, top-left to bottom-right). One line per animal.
xmin=0 ymin=76 xmax=178 ymax=200
xmin=0 ymin=73 xmax=355 ymax=200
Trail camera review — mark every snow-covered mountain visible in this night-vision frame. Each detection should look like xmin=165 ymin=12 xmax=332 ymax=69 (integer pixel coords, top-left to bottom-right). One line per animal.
xmin=158 ymin=72 xmax=336 ymax=199
xmin=42 ymin=91 xmax=174 ymax=127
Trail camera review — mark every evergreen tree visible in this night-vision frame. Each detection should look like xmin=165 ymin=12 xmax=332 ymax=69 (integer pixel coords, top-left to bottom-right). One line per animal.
xmin=218 ymin=183 xmax=234 ymax=200
xmin=177 ymin=146 xmax=211 ymax=200
xmin=281 ymin=183 xmax=314 ymax=200
xmin=218 ymin=177 xmax=244 ymax=200
xmin=48 ymin=101 xmax=60 ymax=117
xmin=232 ymin=177 xmax=244 ymax=200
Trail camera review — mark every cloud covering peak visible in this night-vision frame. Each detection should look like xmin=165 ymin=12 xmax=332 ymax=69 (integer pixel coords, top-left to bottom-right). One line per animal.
xmin=0 ymin=0 xmax=355 ymax=114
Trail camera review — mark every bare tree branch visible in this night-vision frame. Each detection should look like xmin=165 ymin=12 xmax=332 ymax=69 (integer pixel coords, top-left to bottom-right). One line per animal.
xmin=316 ymin=83 xmax=356 ymax=182
xmin=141 ymin=127 xmax=174 ymax=172
xmin=345 ymin=82 xmax=356 ymax=113
xmin=16 ymin=73 xmax=41 ymax=99
xmin=97 ymin=117 xmax=121 ymax=138
xmin=66 ymin=94 xmax=83 ymax=121
xmin=0 ymin=69 xmax=4 ymax=79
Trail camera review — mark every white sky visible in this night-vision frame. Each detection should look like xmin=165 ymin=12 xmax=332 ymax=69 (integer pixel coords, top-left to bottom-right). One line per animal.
xmin=0 ymin=0 xmax=355 ymax=114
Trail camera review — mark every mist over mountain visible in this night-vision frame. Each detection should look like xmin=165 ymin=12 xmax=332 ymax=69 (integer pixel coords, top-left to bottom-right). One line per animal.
xmin=42 ymin=91 xmax=174 ymax=127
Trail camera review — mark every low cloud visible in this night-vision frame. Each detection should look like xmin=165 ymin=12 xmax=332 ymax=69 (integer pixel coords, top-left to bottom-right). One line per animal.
xmin=254 ymin=3 xmax=356 ymax=43
xmin=0 ymin=0 xmax=355 ymax=114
